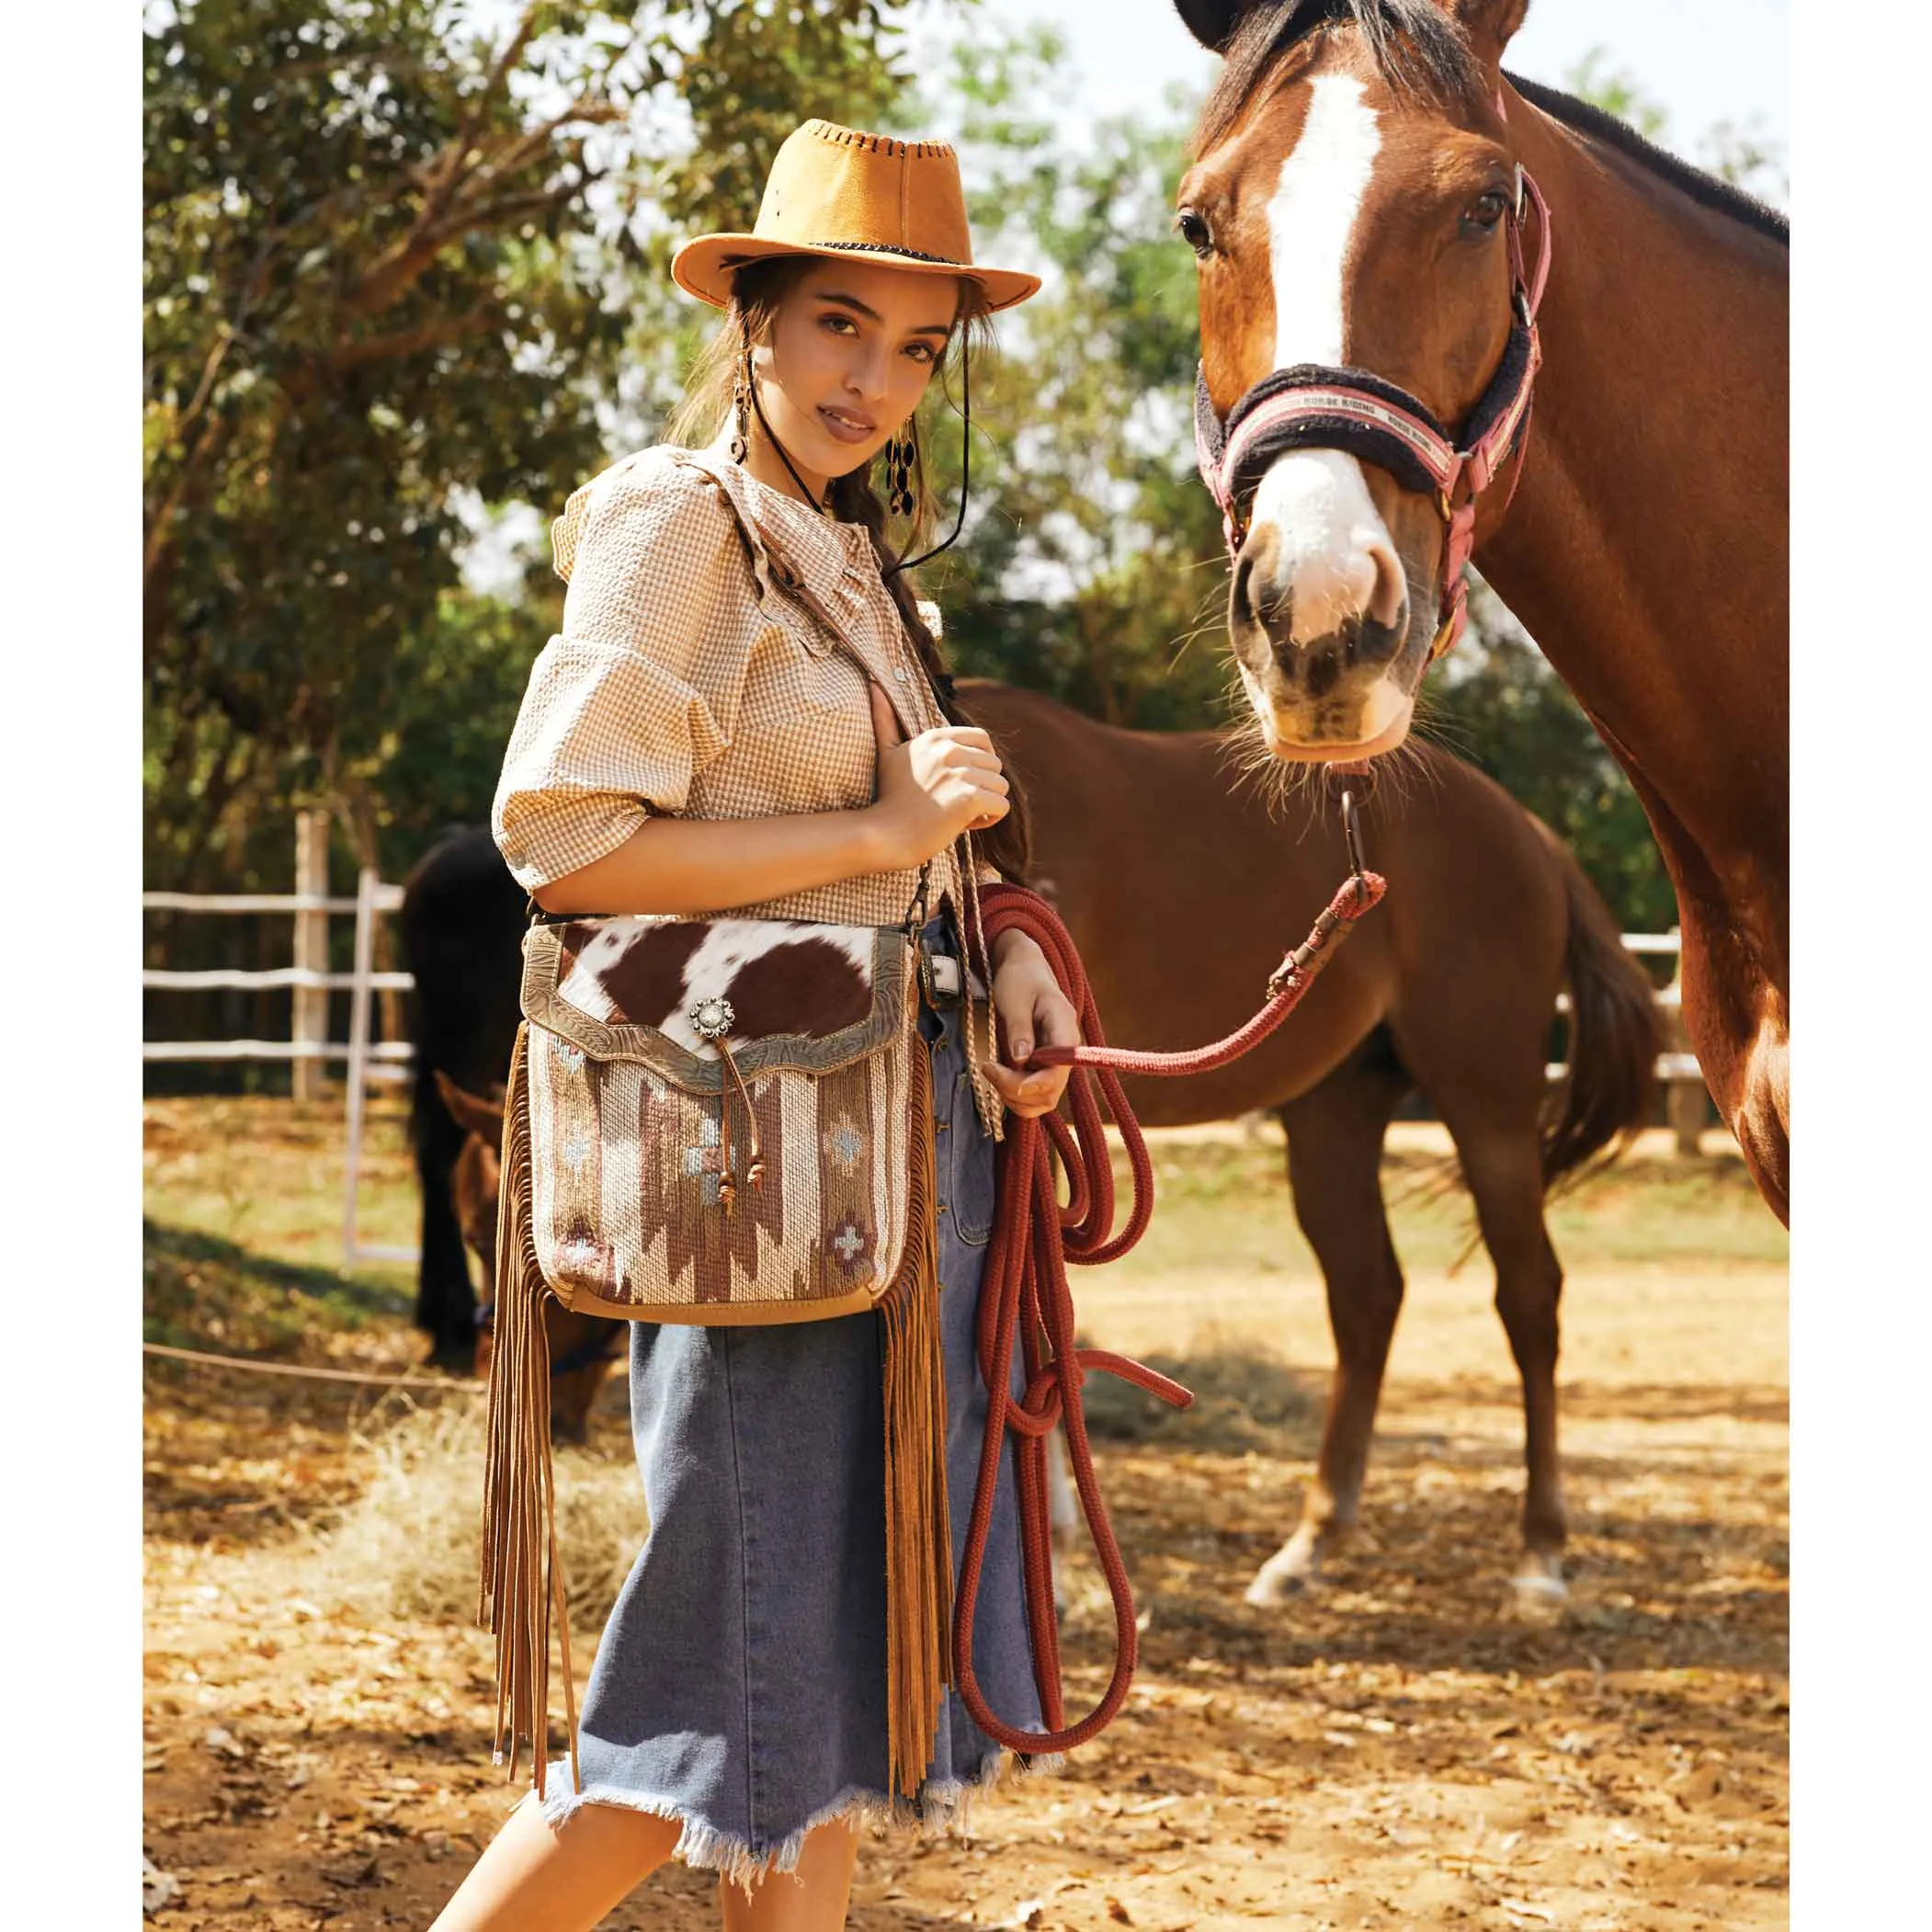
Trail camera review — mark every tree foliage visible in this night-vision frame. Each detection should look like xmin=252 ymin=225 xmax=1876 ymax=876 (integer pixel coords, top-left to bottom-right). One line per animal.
xmin=143 ymin=0 xmax=921 ymax=897
xmin=908 ymin=43 xmax=1232 ymax=730
xmin=142 ymin=0 xmax=929 ymax=1079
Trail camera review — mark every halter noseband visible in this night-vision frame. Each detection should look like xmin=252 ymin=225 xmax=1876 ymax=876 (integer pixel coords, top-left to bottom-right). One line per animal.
xmin=1194 ymin=166 xmax=1551 ymax=662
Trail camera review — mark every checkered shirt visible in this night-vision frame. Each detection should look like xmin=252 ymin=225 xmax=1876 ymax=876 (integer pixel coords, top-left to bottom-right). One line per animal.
xmin=493 ymin=443 xmax=984 ymax=926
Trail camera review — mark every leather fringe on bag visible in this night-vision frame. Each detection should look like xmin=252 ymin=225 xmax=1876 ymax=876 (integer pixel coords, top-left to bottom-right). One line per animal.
xmin=877 ymin=1038 xmax=952 ymax=1799
xmin=478 ymin=1023 xmax=579 ymax=1799
xmin=480 ymin=1018 xmax=954 ymax=1803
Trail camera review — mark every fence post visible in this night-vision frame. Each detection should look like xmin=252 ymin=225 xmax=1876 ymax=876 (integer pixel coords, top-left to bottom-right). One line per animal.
xmin=341 ymin=866 xmax=379 ymax=1267
xmin=1663 ymin=926 xmax=1710 ymax=1157
xmin=291 ymin=810 xmax=331 ymax=1100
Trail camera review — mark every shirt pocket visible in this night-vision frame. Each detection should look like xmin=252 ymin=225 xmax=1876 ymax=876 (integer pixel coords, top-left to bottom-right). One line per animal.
xmin=749 ymin=616 xmax=852 ymax=718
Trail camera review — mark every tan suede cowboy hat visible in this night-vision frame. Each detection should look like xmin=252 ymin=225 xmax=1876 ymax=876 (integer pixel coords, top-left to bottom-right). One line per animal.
xmin=671 ymin=119 xmax=1041 ymax=313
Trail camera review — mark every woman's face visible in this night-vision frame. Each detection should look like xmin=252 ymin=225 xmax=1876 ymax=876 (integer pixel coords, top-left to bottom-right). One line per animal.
xmin=755 ymin=258 xmax=960 ymax=481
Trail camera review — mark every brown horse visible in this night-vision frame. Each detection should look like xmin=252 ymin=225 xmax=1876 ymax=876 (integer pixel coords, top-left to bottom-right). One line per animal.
xmin=423 ymin=681 xmax=1655 ymax=1602
xmin=432 ymin=1072 xmax=621 ymax=1444
xmin=969 ymin=681 xmax=1656 ymax=1605
xmin=1171 ymin=0 xmax=1789 ymax=1218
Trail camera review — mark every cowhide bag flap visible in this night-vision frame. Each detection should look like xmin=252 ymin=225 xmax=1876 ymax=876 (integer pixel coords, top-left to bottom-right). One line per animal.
xmin=484 ymin=911 xmax=951 ymax=1808
xmin=517 ymin=913 xmax=922 ymax=1321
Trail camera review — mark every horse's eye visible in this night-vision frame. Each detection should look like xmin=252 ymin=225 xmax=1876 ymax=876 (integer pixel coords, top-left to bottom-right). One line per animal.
xmin=1463 ymin=189 xmax=1509 ymax=233
xmin=1176 ymin=208 xmax=1213 ymax=257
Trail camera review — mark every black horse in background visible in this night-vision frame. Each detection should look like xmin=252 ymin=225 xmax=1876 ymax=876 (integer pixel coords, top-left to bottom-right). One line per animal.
xmin=398 ymin=826 xmax=526 ymax=1367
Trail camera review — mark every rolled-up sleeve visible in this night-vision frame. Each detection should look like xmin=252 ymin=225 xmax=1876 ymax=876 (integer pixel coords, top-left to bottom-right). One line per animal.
xmin=492 ymin=460 xmax=750 ymax=892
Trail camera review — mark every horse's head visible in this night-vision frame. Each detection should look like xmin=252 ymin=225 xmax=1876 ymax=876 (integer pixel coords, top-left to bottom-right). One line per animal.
xmin=1177 ymin=0 xmax=1535 ymax=760
xmin=433 ymin=1071 xmax=505 ymax=1287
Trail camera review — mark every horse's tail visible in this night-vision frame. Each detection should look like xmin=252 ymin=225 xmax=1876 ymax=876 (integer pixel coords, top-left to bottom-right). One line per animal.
xmin=1541 ymin=842 xmax=1661 ymax=1191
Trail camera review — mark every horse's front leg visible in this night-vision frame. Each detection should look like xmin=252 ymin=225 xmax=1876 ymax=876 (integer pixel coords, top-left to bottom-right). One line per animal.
xmin=415 ymin=1095 xmax=481 ymax=1369
xmin=1247 ymin=1047 xmax=1411 ymax=1605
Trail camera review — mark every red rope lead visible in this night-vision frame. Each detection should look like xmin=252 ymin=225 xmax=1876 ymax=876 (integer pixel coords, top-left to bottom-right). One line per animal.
xmin=952 ymin=869 xmax=1387 ymax=1754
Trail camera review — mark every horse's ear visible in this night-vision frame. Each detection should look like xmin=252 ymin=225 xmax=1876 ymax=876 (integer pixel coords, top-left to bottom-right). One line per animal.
xmin=1439 ymin=0 xmax=1530 ymax=71
xmin=1173 ymin=0 xmax=1264 ymax=54
xmin=435 ymin=1069 xmax=506 ymax=1144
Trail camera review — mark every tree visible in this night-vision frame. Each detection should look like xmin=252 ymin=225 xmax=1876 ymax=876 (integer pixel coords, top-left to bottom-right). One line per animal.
xmin=904 ymin=37 xmax=1232 ymax=730
xmin=143 ymin=0 xmax=937 ymax=1079
xmin=144 ymin=0 xmax=928 ymax=895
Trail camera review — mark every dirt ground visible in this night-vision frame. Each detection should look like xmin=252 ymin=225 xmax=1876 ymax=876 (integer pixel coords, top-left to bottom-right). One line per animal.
xmin=143 ymin=1098 xmax=1787 ymax=1930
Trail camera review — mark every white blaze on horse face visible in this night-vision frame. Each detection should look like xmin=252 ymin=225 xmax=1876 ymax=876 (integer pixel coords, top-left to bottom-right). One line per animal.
xmin=1252 ymin=74 xmax=1404 ymax=644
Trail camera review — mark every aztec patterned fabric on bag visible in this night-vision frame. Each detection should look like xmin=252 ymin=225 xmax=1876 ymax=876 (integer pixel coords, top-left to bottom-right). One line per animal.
xmin=517 ymin=913 xmax=923 ymax=1321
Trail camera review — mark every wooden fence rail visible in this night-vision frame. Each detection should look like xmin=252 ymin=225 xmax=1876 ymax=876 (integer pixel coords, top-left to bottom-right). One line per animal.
xmin=144 ymin=824 xmax=1712 ymax=1272
xmin=142 ymin=820 xmax=412 ymax=1267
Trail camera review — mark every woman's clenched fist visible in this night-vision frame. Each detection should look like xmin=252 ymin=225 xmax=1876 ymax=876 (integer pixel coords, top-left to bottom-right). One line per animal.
xmin=867 ymin=681 xmax=1009 ymax=868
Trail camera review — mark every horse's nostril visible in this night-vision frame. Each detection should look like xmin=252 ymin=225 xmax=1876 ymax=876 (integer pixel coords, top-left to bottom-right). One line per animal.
xmin=1232 ymin=525 xmax=1292 ymax=631
xmin=1233 ymin=557 xmax=1293 ymax=641
xmin=1364 ymin=539 xmax=1406 ymax=631
xmin=1231 ymin=551 xmax=1256 ymax=626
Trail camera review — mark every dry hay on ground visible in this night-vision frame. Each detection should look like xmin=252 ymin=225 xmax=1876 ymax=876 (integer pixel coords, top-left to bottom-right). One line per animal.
xmin=143 ymin=1097 xmax=1786 ymax=1930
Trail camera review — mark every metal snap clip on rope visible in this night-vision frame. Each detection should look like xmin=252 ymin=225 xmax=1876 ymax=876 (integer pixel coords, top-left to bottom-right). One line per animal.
xmin=1341 ymin=788 xmax=1368 ymax=884
xmin=1324 ymin=764 xmax=1377 ymax=903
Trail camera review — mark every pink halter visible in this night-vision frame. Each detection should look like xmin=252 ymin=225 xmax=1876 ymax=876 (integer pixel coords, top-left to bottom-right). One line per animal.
xmin=1194 ymin=166 xmax=1551 ymax=660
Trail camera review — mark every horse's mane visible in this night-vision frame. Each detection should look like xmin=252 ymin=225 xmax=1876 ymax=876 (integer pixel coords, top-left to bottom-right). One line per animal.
xmin=1505 ymin=74 xmax=1789 ymax=249
xmin=1191 ymin=2 xmax=1790 ymax=252
xmin=1193 ymin=1 xmax=1482 ymax=156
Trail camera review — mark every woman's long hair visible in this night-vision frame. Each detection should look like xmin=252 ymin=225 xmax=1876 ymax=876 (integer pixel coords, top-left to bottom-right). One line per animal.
xmin=665 ymin=255 xmax=1032 ymax=882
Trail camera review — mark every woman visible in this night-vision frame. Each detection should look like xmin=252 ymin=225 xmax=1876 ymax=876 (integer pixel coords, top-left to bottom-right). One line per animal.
xmin=432 ymin=120 xmax=1079 ymax=1932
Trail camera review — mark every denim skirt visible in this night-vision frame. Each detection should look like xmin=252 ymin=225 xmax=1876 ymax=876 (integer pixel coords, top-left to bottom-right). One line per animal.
xmin=539 ymin=915 xmax=1056 ymax=1882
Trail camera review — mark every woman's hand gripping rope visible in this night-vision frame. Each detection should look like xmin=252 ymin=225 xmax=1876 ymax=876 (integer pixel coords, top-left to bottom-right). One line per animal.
xmin=985 ymin=929 xmax=1077 ymax=1119
xmin=865 ymin=678 xmax=1068 ymax=1113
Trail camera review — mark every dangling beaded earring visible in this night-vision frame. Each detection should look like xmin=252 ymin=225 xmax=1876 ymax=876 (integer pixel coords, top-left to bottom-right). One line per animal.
xmin=729 ymin=339 xmax=751 ymax=465
xmin=883 ymin=423 xmax=917 ymax=518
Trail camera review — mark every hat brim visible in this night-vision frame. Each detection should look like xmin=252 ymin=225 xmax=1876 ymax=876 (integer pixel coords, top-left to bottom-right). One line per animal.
xmin=670 ymin=233 xmax=1041 ymax=313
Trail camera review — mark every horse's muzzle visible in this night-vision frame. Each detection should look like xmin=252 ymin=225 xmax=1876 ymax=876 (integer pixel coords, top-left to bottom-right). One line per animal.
xmin=1229 ymin=529 xmax=1416 ymax=751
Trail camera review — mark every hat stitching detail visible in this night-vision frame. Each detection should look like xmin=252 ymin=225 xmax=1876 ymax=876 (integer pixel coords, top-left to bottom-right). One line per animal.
xmin=809 ymin=240 xmax=966 ymax=267
xmin=802 ymin=118 xmax=951 ymax=161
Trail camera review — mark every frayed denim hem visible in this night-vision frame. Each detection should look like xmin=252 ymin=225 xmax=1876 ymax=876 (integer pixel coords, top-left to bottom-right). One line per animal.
xmin=537 ymin=1744 xmax=1066 ymax=1894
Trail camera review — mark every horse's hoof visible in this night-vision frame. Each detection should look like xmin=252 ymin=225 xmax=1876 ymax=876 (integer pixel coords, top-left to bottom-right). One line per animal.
xmin=1507 ymin=1558 xmax=1568 ymax=1619
xmin=1244 ymin=1540 xmax=1322 ymax=1607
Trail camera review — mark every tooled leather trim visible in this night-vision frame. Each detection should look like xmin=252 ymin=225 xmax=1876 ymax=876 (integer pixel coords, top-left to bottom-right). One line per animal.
xmin=519 ymin=922 xmax=915 ymax=1088
xmin=553 ymin=1281 xmax=883 ymax=1324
